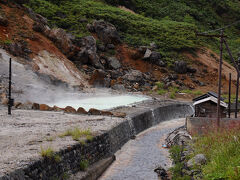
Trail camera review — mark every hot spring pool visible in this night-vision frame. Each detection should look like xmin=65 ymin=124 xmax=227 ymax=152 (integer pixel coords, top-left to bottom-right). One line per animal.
xmin=47 ymin=94 xmax=149 ymax=111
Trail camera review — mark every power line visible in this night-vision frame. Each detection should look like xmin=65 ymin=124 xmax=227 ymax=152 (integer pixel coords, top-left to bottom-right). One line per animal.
xmin=199 ymin=20 xmax=240 ymax=34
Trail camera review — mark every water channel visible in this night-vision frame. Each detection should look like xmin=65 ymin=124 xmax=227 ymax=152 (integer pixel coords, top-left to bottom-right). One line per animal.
xmin=99 ymin=118 xmax=185 ymax=180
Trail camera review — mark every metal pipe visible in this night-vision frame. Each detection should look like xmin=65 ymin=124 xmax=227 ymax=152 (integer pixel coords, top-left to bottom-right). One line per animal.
xmin=8 ymin=58 xmax=12 ymax=115
xmin=229 ymin=73 xmax=231 ymax=118
xmin=217 ymin=31 xmax=224 ymax=127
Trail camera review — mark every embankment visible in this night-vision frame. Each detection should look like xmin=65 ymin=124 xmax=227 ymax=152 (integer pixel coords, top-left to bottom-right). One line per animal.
xmin=0 ymin=103 xmax=194 ymax=180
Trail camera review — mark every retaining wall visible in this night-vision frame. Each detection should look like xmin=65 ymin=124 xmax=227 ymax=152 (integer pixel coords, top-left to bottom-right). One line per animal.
xmin=1 ymin=103 xmax=194 ymax=180
xmin=186 ymin=117 xmax=240 ymax=135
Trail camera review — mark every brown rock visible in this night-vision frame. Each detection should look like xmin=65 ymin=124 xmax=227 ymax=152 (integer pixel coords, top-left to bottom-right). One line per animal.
xmin=1 ymin=98 xmax=8 ymax=105
xmin=14 ymin=102 xmax=22 ymax=109
xmin=52 ymin=105 xmax=63 ymax=112
xmin=32 ymin=103 xmax=40 ymax=110
xmin=77 ymin=107 xmax=88 ymax=114
xmin=101 ymin=111 xmax=113 ymax=116
xmin=88 ymin=108 xmax=102 ymax=115
xmin=113 ymin=112 xmax=126 ymax=118
xmin=0 ymin=15 xmax=8 ymax=27
xmin=40 ymin=104 xmax=52 ymax=111
xmin=64 ymin=106 xmax=77 ymax=113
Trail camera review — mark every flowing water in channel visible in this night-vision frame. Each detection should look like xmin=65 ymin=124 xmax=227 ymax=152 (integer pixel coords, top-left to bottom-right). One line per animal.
xmin=99 ymin=118 xmax=185 ymax=180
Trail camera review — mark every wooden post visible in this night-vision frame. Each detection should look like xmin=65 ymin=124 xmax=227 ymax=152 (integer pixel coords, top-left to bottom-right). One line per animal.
xmin=228 ymin=73 xmax=231 ymax=118
xmin=8 ymin=58 xmax=12 ymax=115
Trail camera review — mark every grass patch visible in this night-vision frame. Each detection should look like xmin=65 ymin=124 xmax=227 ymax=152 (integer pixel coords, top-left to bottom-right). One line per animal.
xmin=59 ymin=128 xmax=93 ymax=141
xmin=79 ymin=159 xmax=89 ymax=171
xmin=26 ymin=0 xmax=197 ymax=63
xmin=157 ymin=89 xmax=167 ymax=95
xmin=180 ymin=89 xmax=203 ymax=96
xmin=193 ymin=127 xmax=240 ymax=179
xmin=169 ymin=145 xmax=191 ymax=180
xmin=222 ymin=94 xmax=240 ymax=103
xmin=40 ymin=147 xmax=61 ymax=162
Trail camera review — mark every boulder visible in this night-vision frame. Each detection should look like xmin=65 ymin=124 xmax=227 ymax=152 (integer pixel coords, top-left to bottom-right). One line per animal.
xmin=122 ymin=70 xmax=144 ymax=83
xmin=19 ymin=102 xmax=33 ymax=110
xmin=77 ymin=107 xmax=88 ymax=114
xmin=187 ymin=154 xmax=207 ymax=168
xmin=174 ymin=61 xmax=188 ymax=74
xmin=74 ymin=36 xmax=103 ymax=69
xmin=107 ymin=57 xmax=121 ymax=69
xmin=0 ymin=15 xmax=8 ymax=27
xmin=187 ymin=66 xmax=197 ymax=73
xmin=101 ymin=111 xmax=113 ymax=116
xmin=32 ymin=103 xmax=40 ymax=110
xmin=154 ymin=166 xmax=169 ymax=180
xmin=92 ymin=20 xmax=121 ymax=44
xmin=143 ymin=49 xmax=152 ymax=60
xmin=165 ymin=127 xmax=192 ymax=147
xmin=112 ymin=84 xmax=126 ymax=91
xmin=64 ymin=106 xmax=77 ymax=113
xmin=113 ymin=112 xmax=126 ymax=118
xmin=106 ymin=44 xmax=115 ymax=49
xmin=48 ymin=28 xmax=74 ymax=57
xmin=32 ymin=22 xmax=49 ymax=33
xmin=88 ymin=108 xmax=102 ymax=115
xmin=39 ymin=104 xmax=52 ymax=111
xmin=7 ymin=41 xmax=31 ymax=58
xmin=52 ymin=105 xmax=62 ymax=112
xmin=14 ymin=102 xmax=22 ymax=109
xmin=89 ymin=69 xmax=110 ymax=87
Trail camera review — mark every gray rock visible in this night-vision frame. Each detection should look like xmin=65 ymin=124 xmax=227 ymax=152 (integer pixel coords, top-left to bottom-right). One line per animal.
xmin=32 ymin=22 xmax=48 ymax=33
xmin=174 ymin=61 xmax=188 ymax=74
xmin=187 ymin=67 xmax=197 ymax=73
xmin=92 ymin=20 xmax=121 ymax=44
xmin=150 ymin=51 xmax=161 ymax=61
xmin=106 ymin=44 xmax=115 ymax=49
xmin=74 ymin=36 xmax=104 ymax=69
xmin=47 ymin=28 xmax=74 ymax=57
xmin=187 ymin=154 xmax=207 ymax=168
xmin=150 ymin=42 xmax=158 ymax=49
xmin=143 ymin=49 xmax=152 ymax=59
xmin=165 ymin=127 xmax=192 ymax=147
xmin=108 ymin=57 xmax=121 ymax=69
xmin=97 ymin=44 xmax=105 ymax=52
xmin=0 ymin=15 xmax=8 ymax=27
xmin=122 ymin=70 xmax=143 ymax=83
xmin=112 ymin=84 xmax=126 ymax=91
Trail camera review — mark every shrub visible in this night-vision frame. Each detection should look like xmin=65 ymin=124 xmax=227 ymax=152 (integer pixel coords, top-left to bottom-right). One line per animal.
xmin=79 ymin=159 xmax=89 ymax=171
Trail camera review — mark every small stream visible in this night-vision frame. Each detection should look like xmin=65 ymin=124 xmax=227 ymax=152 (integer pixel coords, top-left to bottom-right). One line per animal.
xmin=99 ymin=118 xmax=185 ymax=180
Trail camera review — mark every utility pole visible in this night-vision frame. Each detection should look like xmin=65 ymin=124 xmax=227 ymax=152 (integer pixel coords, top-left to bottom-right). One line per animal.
xmin=235 ymin=53 xmax=240 ymax=118
xmin=196 ymin=31 xmax=224 ymax=127
xmin=216 ymin=30 xmax=224 ymax=127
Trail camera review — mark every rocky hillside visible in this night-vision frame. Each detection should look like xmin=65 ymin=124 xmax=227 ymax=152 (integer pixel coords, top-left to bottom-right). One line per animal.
xmin=0 ymin=0 xmax=240 ymax=104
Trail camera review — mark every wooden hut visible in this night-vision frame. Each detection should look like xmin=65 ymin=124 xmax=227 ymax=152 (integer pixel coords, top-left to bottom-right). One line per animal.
xmin=193 ymin=92 xmax=227 ymax=118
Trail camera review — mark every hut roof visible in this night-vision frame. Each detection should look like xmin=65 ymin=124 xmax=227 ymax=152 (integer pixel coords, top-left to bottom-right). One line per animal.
xmin=193 ymin=91 xmax=224 ymax=102
xmin=193 ymin=96 xmax=228 ymax=108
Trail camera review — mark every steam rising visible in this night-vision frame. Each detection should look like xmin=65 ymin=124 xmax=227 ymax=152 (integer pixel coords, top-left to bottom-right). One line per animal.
xmin=0 ymin=49 xmax=149 ymax=110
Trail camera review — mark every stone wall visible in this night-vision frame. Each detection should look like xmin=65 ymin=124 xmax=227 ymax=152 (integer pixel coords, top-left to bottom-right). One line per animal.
xmin=1 ymin=103 xmax=194 ymax=180
xmin=186 ymin=117 xmax=240 ymax=135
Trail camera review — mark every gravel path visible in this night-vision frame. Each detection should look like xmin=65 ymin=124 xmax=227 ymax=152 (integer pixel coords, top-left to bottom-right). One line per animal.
xmin=99 ymin=118 xmax=185 ymax=180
